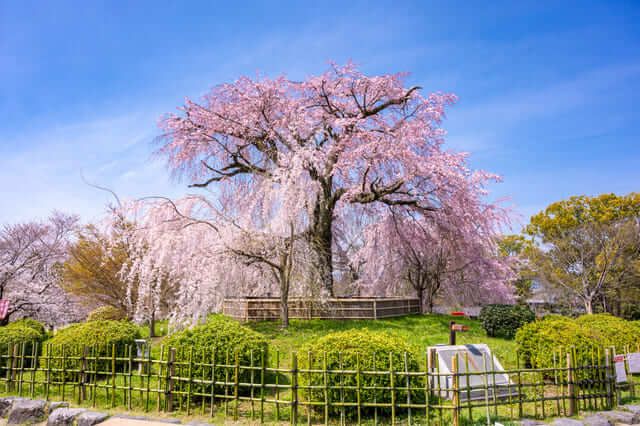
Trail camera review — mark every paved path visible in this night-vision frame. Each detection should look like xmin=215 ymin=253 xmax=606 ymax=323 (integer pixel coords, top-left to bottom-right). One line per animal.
xmin=100 ymin=419 xmax=185 ymax=426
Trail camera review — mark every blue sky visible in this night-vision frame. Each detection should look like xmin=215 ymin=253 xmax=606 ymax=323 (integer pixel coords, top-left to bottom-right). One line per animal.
xmin=1 ymin=0 xmax=639 ymax=228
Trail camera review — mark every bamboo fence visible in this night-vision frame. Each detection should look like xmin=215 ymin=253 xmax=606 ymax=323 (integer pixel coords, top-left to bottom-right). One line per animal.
xmin=0 ymin=342 xmax=638 ymax=425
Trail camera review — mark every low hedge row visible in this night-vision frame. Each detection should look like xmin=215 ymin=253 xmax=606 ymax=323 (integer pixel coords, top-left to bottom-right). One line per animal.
xmin=515 ymin=313 xmax=640 ymax=370
xmin=162 ymin=315 xmax=269 ymax=398
xmin=43 ymin=320 xmax=141 ymax=379
xmin=299 ymin=329 xmax=423 ymax=417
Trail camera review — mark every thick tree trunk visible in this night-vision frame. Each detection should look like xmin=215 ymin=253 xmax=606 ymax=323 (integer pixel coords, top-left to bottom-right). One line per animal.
xmin=417 ymin=287 xmax=425 ymax=313
xmin=584 ymin=297 xmax=593 ymax=315
xmin=280 ymin=279 xmax=289 ymax=328
xmin=310 ymin=185 xmax=335 ymax=296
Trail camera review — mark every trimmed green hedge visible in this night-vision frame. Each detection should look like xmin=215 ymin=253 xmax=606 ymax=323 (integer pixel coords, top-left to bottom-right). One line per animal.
xmin=575 ymin=313 xmax=640 ymax=351
xmin=479 ymin=304 xmax=535 ymax=339
xmin=87 ymin=306 xmax=127 ymax=322
xmin=162 ymin=315 xmax=268 ymax=398
xmin=299 ymin=329 xmax=423 ymax=417
xmin=9 ymin=319 xmax=47 ymax=339
xmin=515 ymin=315 xmax=597 ymax=370
xmin=516 ymin=314 xmax=640 ymax=373
xmin=0 ymin=321 xmax=46 ymax=368
xmin=43 ymin=320 xmax=140 ymax=379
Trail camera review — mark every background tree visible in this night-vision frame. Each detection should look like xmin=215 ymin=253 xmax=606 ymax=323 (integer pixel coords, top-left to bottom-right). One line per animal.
xmin=498 ymin=234 xmax=536 ymax=302
xmin=356 ymin=180 xmax=514 ymax=313
xmin=525 ymin=193 xmax=640 ymax=314
xmin=0 ymin=212 xmax=82 ymax=325
xmin=61 ymin=223 xmax=133 ymax=318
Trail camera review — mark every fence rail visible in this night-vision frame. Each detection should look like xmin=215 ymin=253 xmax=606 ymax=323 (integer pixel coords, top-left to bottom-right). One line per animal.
xmin=0 ymin=342 xmax=638 ymax=425
xmin=222 ymin=297 xmax=421 ymax=321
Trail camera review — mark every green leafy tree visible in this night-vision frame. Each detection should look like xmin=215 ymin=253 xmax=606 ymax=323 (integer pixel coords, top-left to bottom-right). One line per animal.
xmin=525 ymin=193 xmax=640 ymax=314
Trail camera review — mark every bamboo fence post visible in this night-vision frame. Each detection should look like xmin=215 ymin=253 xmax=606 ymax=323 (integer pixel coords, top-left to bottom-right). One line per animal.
xmin=404 ymin=351 xmax=411 ymax=425
xmin=323 ymin=352 xmax=329 ymax=426
xmin=250 ymin=350 xmax=255 ymax=420
xmin=260 ymin=349 xmax=265 ymax=424
xmin=145 ymin=345 xmax=151 ymax=412
xmin=30 ymin=341 xmax=38 ymax=399
xmin=425 ymin=350 xmax=432 ymax=425
xmin=481 ymin=352 xmax=491 ymax=426
xmin=373 ymin=352 xmax=378 ymax=426
xmin=80 ymin=346 xmax=88 ymax=403
xmin=18 ymin=342 xmax=25 ymax=396
xmin=389 ymin=352 xmax=396 ymax=426
xmin=45 ymin=344 xmax=51 ymax=401
xmin=452 ymin=353 xmax=460 ymax=426
xmin=553 ymin=351 xmax=560 ymax=415
xmin=604 ymin=348 xmax=614 ymax=409
xmin=291 ymin=352 xmax=298 ymax=426
xmin=200 ymin=349 xmax=206 ymax=416
xmin=187 ymin=346 xmax=194 ymax=416
xmin=61 ymin=345 xmax=67 ymax=401
xmin=167 ymin=347 xmax=176 ymax=412
xmin=210 ymin=347 xmax=217 ymax=418
xmin=128 ymin=345 xmax=134 ymax=410
xmin=625 ymin=344 xmax=635 ymax=399
xmin=464 ymin=351 xmax=471 ymax=422
xmin=9 ymin=344 xmax=17 ymax=393
xmin=339 ymin=352 xmax=345 ymax=425
xmin=110 ymin=344 xmax=116 ymax=408
xmin=306 ymin=351 xmax=312 ymax=426
xmin=157 ymin=346 xmax=164 ymax=412
xmin=356 ymin=352 xmax=362 ymax=426
xmin=516 ymin=351 xmax=523 ymax=418
xmin=234 ymin=350 xmax=240 ymax=421
xmin=567 ymin=351 xmax=576 ymax=416
xmin=275 ymin=351 xmax=280 ymax=421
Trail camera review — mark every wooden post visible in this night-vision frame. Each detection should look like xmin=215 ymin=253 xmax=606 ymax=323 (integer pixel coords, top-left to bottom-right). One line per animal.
xmin=567 ymin=351 xmax=577 ymax=416
xmin=604 ymin=348 xmax=614 ymax=409
xmin=234 ymin=350 xmax=240 ymax=421
xmin=389 ymin=352 xmax=396 ymax=426
xmin=167 ymin=348 xmax=176 ymax=412
xmin=452 ymin=353 xmax=460 ymax=426
xmin=80 ymin=346 xmax=88 ymax=403
xmin=9 ymin=344 xmax=18 ymax=392
xmin=186 ymin=347 xmax=194 ymax=416
xmin=449 ymin=322 xmax=456 ymax=345
xmin=291 ymin=352 xmax=298 ymax=426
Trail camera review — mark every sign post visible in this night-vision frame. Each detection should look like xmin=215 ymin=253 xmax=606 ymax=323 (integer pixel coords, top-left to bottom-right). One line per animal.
xmin=449 ymin=321 xmax=469 ymax=345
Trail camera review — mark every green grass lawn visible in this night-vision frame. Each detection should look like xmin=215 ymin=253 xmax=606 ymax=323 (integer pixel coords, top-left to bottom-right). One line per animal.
xmin=245 ymin=313 xmax=518 ymax=368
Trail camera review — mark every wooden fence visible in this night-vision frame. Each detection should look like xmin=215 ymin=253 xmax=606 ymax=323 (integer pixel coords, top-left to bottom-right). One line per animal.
xmin=0 ymin=342 xmax=638 ymax=425
xmin=222 ymin=297 xmax=421 ymax=321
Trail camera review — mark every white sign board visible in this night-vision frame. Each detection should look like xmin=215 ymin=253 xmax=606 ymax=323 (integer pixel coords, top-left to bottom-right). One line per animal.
xmin=428 ymin=344 xmax=517 ymax=401
xmin=627 ymin=352 xmax=640 ymax=374
xmin=614 ymin=355 xmax=627 ymax=383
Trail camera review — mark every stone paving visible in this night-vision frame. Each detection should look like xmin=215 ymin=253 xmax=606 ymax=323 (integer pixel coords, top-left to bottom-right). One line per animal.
xmin=0 ymin=396 xmax=639 ymax=425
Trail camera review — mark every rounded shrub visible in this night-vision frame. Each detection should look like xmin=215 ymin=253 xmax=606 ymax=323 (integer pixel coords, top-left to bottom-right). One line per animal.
xmin=10 ymin=318 xmax=47 ymax=339
xmin=515 ymin=314 xmax=640 ymax=377
xmin=162 ymin=315 xmax=268 ymax=398
xmin=0 ymin=325 xmax=43 ymax=368
xmin=479 ymin=304 xmax=535 ymax=339
xmin=43 ymin=320 xmax=140 ymax=379
xmin=299 ymin=329 xmax=423 ymax=417
xmin=86 ymin=306 xmax=127 ymax=322
xmin=575 ymin=313 xmax=640 ymax=351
